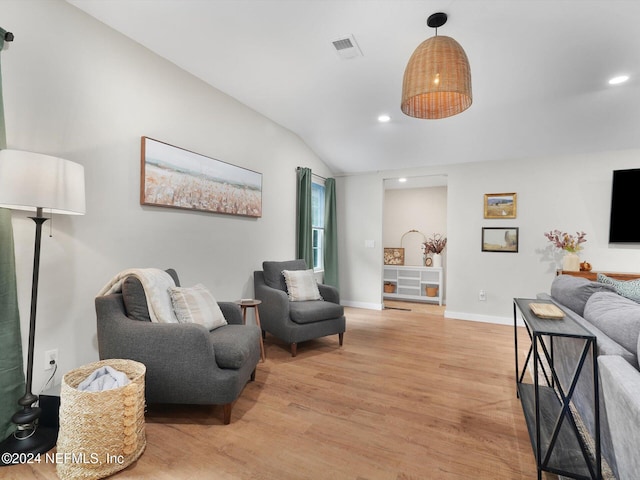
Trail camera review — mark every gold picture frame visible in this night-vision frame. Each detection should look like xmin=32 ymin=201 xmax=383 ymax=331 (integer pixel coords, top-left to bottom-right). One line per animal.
xmin=384 ymin=248 xmax=405 ymax=265
xmin=484 ymin=192 xmax=517 ymax=219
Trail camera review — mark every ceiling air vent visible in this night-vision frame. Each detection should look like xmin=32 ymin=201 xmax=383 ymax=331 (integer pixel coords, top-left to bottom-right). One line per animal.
xmin=331 ymin=34 xmax=363 ymax=59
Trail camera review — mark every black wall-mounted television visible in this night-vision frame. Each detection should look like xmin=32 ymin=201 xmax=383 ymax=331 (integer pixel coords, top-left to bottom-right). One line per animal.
xmin=609 ymin=168 xmax=640 ymax=243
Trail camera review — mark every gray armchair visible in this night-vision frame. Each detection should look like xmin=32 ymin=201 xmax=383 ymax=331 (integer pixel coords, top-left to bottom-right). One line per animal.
xmin=95 ymin=269 xmax=261 ymax=424
xmin=254 ymin=260 xmax=345 ymax=357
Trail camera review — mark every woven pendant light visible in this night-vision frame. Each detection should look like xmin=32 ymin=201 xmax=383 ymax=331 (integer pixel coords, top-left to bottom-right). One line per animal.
xmin=401 ymin=12 xmax=472 ymax=119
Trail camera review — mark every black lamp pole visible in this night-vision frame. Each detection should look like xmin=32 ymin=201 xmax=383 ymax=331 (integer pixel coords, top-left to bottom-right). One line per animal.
xmin=0 ymin=207 xmax=57 ymax=463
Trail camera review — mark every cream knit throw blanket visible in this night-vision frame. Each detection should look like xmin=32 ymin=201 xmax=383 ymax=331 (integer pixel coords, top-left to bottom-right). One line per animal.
xmin=97 ymin=268 xmax=178 ymax=323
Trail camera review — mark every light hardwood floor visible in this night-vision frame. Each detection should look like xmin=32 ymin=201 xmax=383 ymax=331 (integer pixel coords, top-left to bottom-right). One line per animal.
xmin=6 ymin=303 xmax=549 ymax=479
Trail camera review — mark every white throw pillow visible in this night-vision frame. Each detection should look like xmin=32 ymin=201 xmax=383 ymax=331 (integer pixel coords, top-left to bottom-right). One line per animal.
xmin=282 ymin=269 xmax=322 ymax=301
xmin=168 ymin=284 xmax=228 ymax=331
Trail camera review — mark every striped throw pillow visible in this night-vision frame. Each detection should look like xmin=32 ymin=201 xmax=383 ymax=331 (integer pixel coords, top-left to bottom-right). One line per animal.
xmin=168 ymin=284 xmax=228 ymax=330
xmin=282 ymin=269 xmax=322 ymax=301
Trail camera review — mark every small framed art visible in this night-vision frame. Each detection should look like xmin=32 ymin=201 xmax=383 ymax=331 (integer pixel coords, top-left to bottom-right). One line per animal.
xmin=384 ymin=248 xmax=405 ymax=265
xmin=484 ymin=193 xmax=517 ymax=219
xmin=482 ymin=227 xmax=519 ymax=253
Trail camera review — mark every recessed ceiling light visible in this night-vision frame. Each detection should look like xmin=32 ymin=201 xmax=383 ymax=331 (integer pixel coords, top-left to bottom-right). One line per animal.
xmin=609 ymin=75 xmax=629 ymax=85
xmin=398 ymin=178 xmax=407 ymax=183
xmin=378 ymin=114 xmax=391 ymax=123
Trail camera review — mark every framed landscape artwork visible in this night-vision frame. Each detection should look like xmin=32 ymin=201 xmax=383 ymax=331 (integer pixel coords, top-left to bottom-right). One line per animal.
xmin=141 ymin=137 xmax=262 ymax=218
xmin=384 ymin=248 xmax=405 ymax=265
xmin=484 ymin=192 xmax=517 ymax=219
xmin=482 ymin=227 xmax=519 ymax=253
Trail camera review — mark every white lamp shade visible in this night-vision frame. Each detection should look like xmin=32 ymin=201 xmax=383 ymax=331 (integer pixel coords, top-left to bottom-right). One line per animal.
xmin=0 ymin=149 xmax=85 ymax=215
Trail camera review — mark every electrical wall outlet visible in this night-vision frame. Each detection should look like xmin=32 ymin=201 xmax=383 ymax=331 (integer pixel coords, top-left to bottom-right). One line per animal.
xmin=479 ymin=290 xmax=487 ymax=301
xmin=44 ymin=349 xmax=58 ymax=371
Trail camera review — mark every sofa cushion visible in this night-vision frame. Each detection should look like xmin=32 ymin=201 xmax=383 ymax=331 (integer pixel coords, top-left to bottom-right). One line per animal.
xmin=122 ymin=268 xmax=180 ymax=322
xmin=282 ymin=269 xmax=322 ymax=301
xmin=289 ymin=301 xmax=344 ymax=324
xmin=550 ymin=274 xmax=615 ymax=316
xmin=168 ymin=284 xmax=228 ymax=331
xmin=209 ymin=324 xmax=260 ymax=369
xmin=262 ymin=260 xmax=307 ymax=291
xmin=597 ymin=273 xmax=640 ymax=303
xmin=584 ymin=291 xmax=640 ymax=356
xmin=540 ymin=292 xmax=638 ymax=368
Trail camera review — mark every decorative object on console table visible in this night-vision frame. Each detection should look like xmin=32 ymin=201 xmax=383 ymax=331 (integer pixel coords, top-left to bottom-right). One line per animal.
xmin=558 ymin=270 xmax=640 ymax=282
xmin=563 ymin=252 xmax=581 ymax=272
xmin=0 ymin=150 xmax=85 ymax=463
xmin=544 ymin=229 xmax=587 ymax=272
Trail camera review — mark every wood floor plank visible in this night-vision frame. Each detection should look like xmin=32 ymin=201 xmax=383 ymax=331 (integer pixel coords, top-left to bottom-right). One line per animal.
xmin=4 ymin=304 xmax=554 ymax=479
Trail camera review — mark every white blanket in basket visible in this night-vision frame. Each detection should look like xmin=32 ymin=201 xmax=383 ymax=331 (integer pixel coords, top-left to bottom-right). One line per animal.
xmin=77 ymin=366 xmax=130 ymax=392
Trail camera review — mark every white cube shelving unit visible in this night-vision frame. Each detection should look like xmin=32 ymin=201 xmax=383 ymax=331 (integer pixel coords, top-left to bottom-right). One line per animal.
xmin=383 ymin=265 xmax=443 ymax=305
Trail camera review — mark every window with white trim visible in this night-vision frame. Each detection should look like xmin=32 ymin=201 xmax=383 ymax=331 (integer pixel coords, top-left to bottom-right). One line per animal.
xmin=311 ymin=180 xmax=325 ymax=272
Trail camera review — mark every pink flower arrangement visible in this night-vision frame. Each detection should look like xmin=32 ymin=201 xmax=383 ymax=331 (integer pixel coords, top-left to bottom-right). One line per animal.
xmin=423 ymin=233 xmax=447 ymax=254
xmin=544 ymin=230 xmax=587 ymax=253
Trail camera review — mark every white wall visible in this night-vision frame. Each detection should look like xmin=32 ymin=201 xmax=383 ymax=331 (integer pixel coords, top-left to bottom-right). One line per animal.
xmin=336 ymin=172 xmax=383 ymax=310
xmin=338 ymin=149 xmax=640 ymax=321
xmin=2 ymin=0 xmax=333 ymax=390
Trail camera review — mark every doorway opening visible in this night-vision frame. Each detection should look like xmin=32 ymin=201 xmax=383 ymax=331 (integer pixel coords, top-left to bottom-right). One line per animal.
xmin=382 ymin=175 xmax=448 ymax=310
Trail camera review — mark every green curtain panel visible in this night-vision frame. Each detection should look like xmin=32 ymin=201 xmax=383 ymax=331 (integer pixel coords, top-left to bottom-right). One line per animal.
xmin=296 ymin=167 xmax=313 ymax=268
xmin=0 ymin=25 xmax=25 ymax=441
xmin=0 ymin=210 xmax=24 ymax=440
xmin=323 ymin=178 xmax=339 ymax=288
xmin=0 ymin=28 xmax=7 ymax=148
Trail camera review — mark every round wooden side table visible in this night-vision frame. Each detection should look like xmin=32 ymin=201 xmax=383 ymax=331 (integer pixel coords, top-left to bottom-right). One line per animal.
xmin=235 ymin=299 xmax=265 ymax=362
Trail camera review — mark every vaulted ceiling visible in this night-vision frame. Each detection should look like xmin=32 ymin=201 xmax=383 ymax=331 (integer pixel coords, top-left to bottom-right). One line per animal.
xmin=67 ymin=1 xmax=640 ymax=175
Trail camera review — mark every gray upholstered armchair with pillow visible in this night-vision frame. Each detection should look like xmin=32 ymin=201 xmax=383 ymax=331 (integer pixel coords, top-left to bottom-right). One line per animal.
xmin=254 ymin=260 xmax=345 ymax=357
xmin=95 ymin=268 xmax=261 ymax=424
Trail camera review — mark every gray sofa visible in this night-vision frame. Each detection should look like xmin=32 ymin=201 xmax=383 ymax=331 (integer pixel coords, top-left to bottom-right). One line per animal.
xmin=254 ymin=260 xmax=345 ymax=356
xmin=95 ymin=269 xmax=261 ymax=424
xmin=538 ymin=274 xmax=640 ymax=479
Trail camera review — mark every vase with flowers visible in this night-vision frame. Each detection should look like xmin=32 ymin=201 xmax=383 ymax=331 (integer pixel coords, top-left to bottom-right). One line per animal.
xmin=423 ymin=233 xmax=447 ymax=268
xmin=544 ymin=229 xmax=587 ymax=271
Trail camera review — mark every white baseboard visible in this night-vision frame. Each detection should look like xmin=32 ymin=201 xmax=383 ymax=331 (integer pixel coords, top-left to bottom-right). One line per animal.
xmin=342 ymin=300 xmax=383 ymax=310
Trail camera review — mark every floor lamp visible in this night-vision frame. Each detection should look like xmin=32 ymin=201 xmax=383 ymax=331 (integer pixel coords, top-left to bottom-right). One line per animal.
xmin=0 ymin=149 xmax=85 ymax=461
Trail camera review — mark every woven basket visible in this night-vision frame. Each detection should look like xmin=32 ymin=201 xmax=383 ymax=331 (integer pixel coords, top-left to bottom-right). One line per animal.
xmin=56 ymin=359 xmax=146 ymax=480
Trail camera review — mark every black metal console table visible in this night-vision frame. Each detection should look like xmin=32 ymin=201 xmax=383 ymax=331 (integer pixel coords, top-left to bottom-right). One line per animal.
xmin=513 ymin=298 xmax=601 ymax=480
